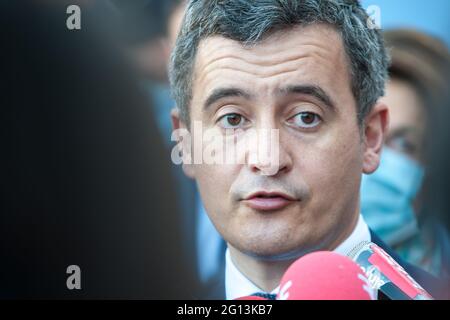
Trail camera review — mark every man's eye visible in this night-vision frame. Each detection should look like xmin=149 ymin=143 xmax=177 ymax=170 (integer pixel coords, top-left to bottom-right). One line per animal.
xmin=288 ymin=112 xmax=322 ymax=128
xmin=217 ymin=113 xmax=247 ymax=129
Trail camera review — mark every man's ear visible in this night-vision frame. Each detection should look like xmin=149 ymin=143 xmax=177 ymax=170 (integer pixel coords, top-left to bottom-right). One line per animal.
xmin=171 ymin=108 xmax=195 ymax=179
xmin=362 ymin=102 xmax=389 ymax=174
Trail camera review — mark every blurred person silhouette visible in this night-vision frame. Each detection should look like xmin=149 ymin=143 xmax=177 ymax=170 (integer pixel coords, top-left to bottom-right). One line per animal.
xmin=113 ymin=0 xmax=227 ymax=291
xmin=113 ymin=0 xmax=184 ymax=143
xmin=423 ymin=59 xmax=450 ymax=235
xmin=361 ymin=29 xmax=450 ymax=279
xmin=422 ymin=37 xmax=450 ymax=290
xmin=0 ymin=1 xmax=197 ymax=299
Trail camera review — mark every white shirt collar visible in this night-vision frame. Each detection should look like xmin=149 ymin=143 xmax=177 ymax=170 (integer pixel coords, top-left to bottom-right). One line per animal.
xmin=225 ymin=214 xmax=372 ymax=300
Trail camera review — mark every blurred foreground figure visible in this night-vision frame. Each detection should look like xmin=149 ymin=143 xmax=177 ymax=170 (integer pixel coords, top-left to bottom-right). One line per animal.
xmin=0 ymin=1 xmax=197 ymax=299
xmin=115 ymin=0 xmax=227 ymax=289
xmin=361 ymin=29 xmax=450 ymax=279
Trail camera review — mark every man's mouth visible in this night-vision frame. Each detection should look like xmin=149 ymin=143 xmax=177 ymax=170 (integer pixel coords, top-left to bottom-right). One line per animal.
xmin=241 ymin=191 xmax=298 ymax=211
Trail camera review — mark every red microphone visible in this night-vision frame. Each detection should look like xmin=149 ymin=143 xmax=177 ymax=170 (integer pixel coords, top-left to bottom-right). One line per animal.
xmin=277 ymin=251 xmax=375 ymax=300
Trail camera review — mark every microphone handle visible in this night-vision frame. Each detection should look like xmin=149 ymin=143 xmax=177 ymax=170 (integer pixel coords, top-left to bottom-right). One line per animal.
xmin=348 ymin=242 xmax=433 ymax=300
xmin=380 ymin=282 xmax=411 ymax=300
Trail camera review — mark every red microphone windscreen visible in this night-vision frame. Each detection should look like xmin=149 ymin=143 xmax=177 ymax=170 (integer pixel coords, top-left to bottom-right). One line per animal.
xmin=277 ymin=251 xmax=374 ymax=300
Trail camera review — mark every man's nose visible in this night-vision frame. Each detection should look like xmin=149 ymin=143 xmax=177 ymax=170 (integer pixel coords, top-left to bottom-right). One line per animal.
xmin=245 ymin=127 xmax=293 ymax=176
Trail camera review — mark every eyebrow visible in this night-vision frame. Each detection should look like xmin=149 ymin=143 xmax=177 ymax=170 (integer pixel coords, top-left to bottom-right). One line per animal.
xmin=203 ymin=85 xmax=336 ymax=111
xmin=203 ymin=87 xmax=252 ymax=110
xmin=278 ymin=85 xmax=336 ymax=111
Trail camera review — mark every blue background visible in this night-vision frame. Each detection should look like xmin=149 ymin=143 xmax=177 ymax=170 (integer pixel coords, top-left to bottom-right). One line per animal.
xmin=361 ymin=0 xmax=450 ymax=47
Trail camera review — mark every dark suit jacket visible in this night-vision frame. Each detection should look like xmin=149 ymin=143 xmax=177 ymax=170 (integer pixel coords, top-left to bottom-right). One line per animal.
xmin=201 ymin=229 xmax=450 ymax=300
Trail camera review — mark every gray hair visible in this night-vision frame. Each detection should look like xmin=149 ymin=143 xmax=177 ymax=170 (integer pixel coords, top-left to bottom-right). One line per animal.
xmin=169 ymin=0 xmax=389 ymax=126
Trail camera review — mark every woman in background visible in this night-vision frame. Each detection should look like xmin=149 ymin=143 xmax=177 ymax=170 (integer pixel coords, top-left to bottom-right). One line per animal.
xmin=361 ymin=29 xmax=450 ymax=280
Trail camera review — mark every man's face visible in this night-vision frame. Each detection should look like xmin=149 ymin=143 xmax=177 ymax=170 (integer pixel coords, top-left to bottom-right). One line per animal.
xmin=175 ymin=24 xmax=382 ymax=260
